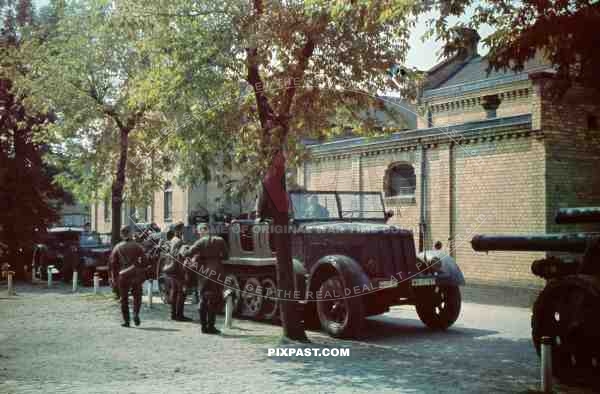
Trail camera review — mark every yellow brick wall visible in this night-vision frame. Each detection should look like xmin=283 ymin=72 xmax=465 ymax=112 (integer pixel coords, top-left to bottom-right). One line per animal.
xmin=533 ymin=80 xmax=600 ymax=233
xmin=451 ymin=137 xmax=546 ymax=288
xmin=305 ymin=132 xmax=548 ymax=288
xmin=424 ymin=82 xmax=533 ymax=128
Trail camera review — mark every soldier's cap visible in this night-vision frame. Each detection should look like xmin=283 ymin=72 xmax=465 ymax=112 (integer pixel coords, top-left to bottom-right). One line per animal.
xmin=120 ymin=225 xmax=131 ymax=239
xmin=173 ymin=221 xmax=185 ymax=232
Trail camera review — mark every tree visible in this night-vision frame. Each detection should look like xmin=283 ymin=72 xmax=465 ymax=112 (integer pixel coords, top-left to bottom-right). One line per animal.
xmin=127 ymin=0 xmax=421 ymax=341
xmin=18 ymin=0 xmax=196 ymax=245
xmin=421 ymin=0 xmax=600 ymax=93
xmin=0 ymin=0 xmax=68 ymax=279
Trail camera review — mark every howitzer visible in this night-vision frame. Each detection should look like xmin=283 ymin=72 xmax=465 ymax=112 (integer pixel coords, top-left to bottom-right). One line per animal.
xmin=555 ymin=206 xmax=600 ymax=224
xmin=471 ymin=207 xmax=600 ymax=384
xmin=471 ymin=233 xmax=590 ymax=254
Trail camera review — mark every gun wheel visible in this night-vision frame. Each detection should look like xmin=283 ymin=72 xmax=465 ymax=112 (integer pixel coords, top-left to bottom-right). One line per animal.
xmin=241 ymin=277 xmax=263 ymax=318
xmin=532 ymin=275 xmax=600 ymax=384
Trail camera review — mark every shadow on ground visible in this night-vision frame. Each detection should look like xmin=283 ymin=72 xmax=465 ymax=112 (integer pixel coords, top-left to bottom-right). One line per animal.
xmin=261 ymin=316 xmax=547 ymax=393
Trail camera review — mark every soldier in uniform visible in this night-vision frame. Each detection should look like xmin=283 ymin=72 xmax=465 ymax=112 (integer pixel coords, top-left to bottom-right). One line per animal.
xmin=166 ymin=221 xmax=192 ymax=321
xmin=182 ymin=222 xmax=228 ymax=334
xmin=110 ymin=226 xmax=146 ymax=327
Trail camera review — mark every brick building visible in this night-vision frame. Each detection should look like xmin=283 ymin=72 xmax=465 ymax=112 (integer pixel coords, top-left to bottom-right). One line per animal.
xmin=299 ymin=32 xmax=600 ymax=288
xmin=90 ymin=171 xmax=255 ymax=236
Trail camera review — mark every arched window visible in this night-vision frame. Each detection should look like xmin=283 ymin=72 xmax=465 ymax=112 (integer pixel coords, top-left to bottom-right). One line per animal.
xmin=384 ymin=163 xmax=416 ymax=199
xmin=163 ymin=181 xmax=173 ymax=221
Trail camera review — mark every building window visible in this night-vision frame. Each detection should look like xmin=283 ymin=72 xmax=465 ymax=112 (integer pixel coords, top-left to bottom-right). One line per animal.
xmin=129 ymin=206 xmax=137 ymax=223
xmin=138 ymin=206 xmax=148 ymax=223
xmin=384 ymin=163 xmax=416 ymax=199
xmin=164 ymin=181 xmax=173 ymax=221
xmin=104 ymin=196 xmax=111 ymax=222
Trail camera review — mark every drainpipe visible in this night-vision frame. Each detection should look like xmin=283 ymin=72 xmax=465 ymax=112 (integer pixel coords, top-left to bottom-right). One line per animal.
xmin=449 ymin=142 xmax=455 ymax=258
xmin=419 ymin=142 xmax=427 ymax=252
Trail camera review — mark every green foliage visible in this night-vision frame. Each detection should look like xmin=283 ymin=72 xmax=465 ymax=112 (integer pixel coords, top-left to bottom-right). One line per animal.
xmin=0 ymin=0 xmax=69 ymax=278
xmin=122 ymin=0 xmax=422 ymax=198
xmin=15 ymin=0 xmax=185 ymax=208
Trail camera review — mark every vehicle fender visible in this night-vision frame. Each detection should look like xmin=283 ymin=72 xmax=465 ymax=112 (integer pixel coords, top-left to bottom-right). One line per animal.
xmin=417 ymin=251 xmax=465 ymax=286
xmin=292 ymin=258 xmax=308 ymax=298
xmin=306 ymin=255 xmax=370 ymax=300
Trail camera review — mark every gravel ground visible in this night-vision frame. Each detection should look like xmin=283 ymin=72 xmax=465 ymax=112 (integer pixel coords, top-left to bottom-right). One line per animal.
xmin=0 ymin=282 xmax=593 ymax=394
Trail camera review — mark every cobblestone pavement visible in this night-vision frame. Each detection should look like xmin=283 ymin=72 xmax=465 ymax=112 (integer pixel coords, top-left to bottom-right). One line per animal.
xmin=0 ymin=283 xmax=594 ymax=394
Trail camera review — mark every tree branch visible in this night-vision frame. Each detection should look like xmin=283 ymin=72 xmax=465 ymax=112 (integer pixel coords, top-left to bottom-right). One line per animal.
xmin=279 ymin=36 xmax=316 ymax=119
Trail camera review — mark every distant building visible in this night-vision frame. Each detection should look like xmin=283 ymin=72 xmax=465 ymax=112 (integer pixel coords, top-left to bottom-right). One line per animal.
xmin=90 ymin=172 xmax=255 ymax=235
xmin=55 ymin=203 xmax=90 ymax=228
xmin=299 ymin=29 xmax=600 ymax=288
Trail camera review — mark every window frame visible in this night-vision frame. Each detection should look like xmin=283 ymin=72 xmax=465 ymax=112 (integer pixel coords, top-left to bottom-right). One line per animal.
xmin=384 ymin=162 xmax=417 ymax=203
xmin=103 ymin=196 xmax=111 ymax=222
xmin=163 ymin=182 xmax=173 ymax=222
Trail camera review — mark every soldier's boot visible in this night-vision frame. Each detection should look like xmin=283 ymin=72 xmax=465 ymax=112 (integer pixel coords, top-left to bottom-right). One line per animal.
xmin=199 ymin=304 xmax=209 ymax=333
xmin=206 ymin=311 xmax=220 ymax=335
xmin=133 ymin=286 xmax=142 ymax=326
xmin=120 ymin=291 xmax=130 ymax=327
xmin=170 ymin=304 xmax=178 ymax=321
xmin=176 ymin=295 xmax=192 ymax=321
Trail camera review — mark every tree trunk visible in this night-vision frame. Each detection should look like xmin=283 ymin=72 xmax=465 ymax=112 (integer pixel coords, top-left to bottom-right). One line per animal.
xmin=257 ymin=146 xmax=307 ymax=342
xmin=110 ymin=128 xmax=129 ymax=246
xmin=273 ymin=215 xmax=307 ymax=341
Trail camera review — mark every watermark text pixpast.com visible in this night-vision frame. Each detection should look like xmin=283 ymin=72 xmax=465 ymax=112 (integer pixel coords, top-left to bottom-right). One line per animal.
xmin=268 ymin=348 xmax=350 ymax=357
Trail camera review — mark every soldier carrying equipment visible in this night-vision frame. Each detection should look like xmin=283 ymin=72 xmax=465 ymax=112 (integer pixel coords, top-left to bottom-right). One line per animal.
xmin=110 ymin=225 xmax=146 ymax=327
xmin=182 ymin=222 xmax=228 ymax=334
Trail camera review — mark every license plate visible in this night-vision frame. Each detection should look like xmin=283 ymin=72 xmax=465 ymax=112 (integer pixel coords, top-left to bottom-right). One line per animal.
xmin=411 ymin=278 xmax=436 ymax=287
xmin=379 ymin=280 xmax=397 ymax=289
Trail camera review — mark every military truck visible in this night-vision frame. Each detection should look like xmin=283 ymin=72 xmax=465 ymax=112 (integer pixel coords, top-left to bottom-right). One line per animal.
xmin=220 ymin=190 xmax=465 ymax=338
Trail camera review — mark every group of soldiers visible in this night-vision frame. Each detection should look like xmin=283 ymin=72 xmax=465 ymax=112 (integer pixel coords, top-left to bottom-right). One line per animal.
xmin=109 ymin=221 xmax=228 ymax=334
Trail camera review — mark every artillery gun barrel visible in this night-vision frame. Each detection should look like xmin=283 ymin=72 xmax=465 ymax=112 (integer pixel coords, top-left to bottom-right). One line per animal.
xmin=555 ymin=207 xmax=600 ymax=224
xmin=471 ymin=234 xmax=589 ymax=253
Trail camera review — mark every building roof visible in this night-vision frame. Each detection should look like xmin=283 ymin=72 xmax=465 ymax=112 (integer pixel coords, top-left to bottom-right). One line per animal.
xmin=423 ymin=55 xmax=551 ymax=100
xmin=375 ymin=96 xmax=417 ymax=130
xmin=301 ymin=96 xmax=416 ymax=146
xmin=309 ymin=114 xmax=532 ymax=155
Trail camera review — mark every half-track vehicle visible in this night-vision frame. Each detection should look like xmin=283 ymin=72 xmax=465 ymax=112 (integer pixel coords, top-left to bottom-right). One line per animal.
xmin=221 ymin=190 xmax=465 ymax=338
xmin=471 ymin=207 xmax=600 ymax=383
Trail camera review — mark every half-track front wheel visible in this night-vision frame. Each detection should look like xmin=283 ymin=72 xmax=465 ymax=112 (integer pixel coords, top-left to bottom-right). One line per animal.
xmin=316 ymin=273 xmax=365 ymax=338
xmin=415 ymin=285 xmax=461 ymax=330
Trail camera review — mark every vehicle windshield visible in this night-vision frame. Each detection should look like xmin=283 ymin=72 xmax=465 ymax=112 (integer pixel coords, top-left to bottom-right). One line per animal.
xmin=290 ymin=191 xmax=384 ymax=220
